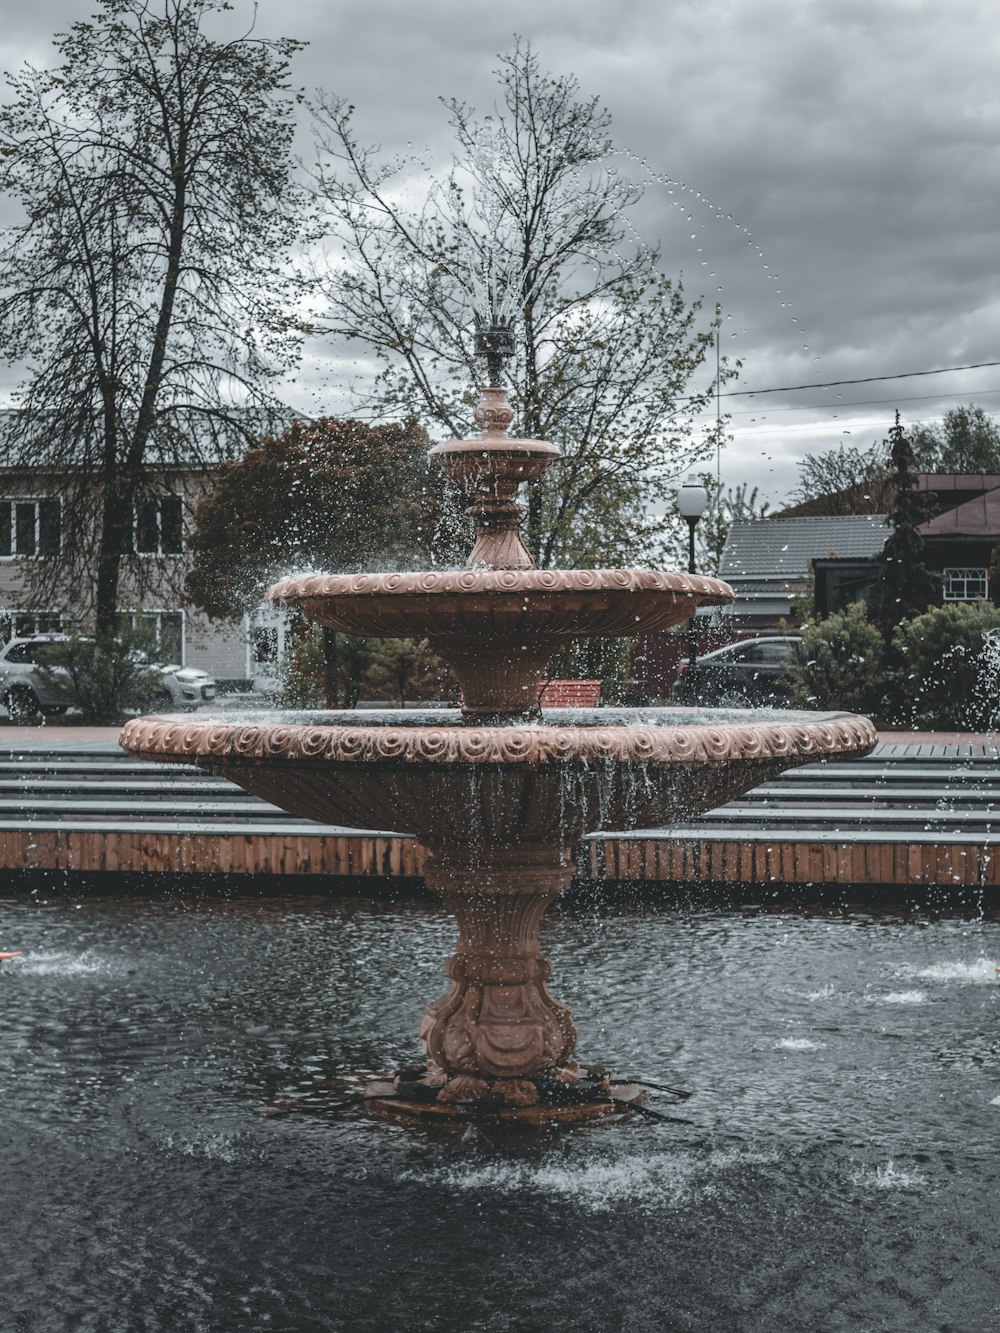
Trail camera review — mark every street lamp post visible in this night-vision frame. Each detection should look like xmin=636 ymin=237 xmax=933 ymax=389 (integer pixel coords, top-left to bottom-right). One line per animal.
xmin=676 ymin=474 xmax=709 ymax=670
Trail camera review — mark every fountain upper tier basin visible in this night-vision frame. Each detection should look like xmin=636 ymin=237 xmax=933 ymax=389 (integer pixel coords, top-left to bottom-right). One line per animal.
xmin=267 ymin=569 xmax=735 ymax=717
xmin=120 ymin=707 xmax=877 ymax=846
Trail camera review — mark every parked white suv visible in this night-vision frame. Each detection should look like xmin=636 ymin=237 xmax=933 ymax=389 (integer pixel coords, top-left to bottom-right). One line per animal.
xmin=0 ymin=635 xmax=217 ymax=721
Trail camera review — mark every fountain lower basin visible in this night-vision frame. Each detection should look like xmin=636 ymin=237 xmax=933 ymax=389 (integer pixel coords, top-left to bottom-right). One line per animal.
xmin=267 ymin=570 xmax=733 ymax=717
xmin=121 ymin=706 xmax=875 ymax=843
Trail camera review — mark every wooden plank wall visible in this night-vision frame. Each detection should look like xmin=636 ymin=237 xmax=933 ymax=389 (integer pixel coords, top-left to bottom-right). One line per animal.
xmin=585 ymin=837 xmax=999 ymax=888
xmin=1 ymin=829 xmax=424 ymax=879
xmin=2 ymin=828 xmax=996 ymax=887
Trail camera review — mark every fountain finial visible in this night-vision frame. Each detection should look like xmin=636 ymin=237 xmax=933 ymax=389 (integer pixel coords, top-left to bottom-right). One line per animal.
xmin=473 ymin=316 xmax=515 ymax=389
xmin=430 ymin=384 xmax=559 ymax=571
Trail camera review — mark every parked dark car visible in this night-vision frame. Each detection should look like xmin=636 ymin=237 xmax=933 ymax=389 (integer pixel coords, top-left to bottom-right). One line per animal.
xmin=671 ymin=635 xmax=802 ymax=707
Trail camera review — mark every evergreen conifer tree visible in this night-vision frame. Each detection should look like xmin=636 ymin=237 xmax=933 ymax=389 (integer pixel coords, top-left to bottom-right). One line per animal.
xmin=873 ymin=412 xmax=940 ymax=641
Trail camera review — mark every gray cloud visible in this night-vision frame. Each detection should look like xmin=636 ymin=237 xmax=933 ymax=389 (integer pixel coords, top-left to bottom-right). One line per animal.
xmin=5 ymin=0 xmax=1000 ymax=503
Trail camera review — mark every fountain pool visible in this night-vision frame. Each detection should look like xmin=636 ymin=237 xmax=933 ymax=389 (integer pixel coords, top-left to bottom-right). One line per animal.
xmin=3 ymin=884 xmax=998 ymax=1330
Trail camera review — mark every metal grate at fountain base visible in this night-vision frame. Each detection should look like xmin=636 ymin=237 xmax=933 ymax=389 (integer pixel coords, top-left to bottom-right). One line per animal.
xmin=264 ymin=1063 xmax=693 ymax=1126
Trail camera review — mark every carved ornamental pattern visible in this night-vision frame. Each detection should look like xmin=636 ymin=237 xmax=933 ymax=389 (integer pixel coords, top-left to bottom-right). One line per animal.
xmin=268 ymin=567 xmax=732 ymax=603
xmin=120 ymin=712 xmax=878 ymax=769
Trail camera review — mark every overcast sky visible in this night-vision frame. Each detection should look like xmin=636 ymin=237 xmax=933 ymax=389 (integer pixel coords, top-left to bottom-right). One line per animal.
xmin=3 ymin=0 xmax=1000 ymax=506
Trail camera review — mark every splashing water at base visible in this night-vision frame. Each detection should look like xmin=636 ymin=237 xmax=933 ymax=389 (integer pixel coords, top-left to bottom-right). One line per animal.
xmin=850 ymin=1160 xmax=927 ymax=1192
xmin=405 ymin=1146 xmax=781 ymax=1214
xmin=1 ymin=948 xmax=117 ymax=977
xmin=910 ymin=957 xmax=999 ymax=984
xmin=877 ymin=989 xmax=930 ymax=1005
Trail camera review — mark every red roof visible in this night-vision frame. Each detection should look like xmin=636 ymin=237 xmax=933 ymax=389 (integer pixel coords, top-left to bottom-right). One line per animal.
xmin=918 ymin=483 xmax=1000 ymax=537
xmin=916 ymin=473 xmax=1000 ymax=492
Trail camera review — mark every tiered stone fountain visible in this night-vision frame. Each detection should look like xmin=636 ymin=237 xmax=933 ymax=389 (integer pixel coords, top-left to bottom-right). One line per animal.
xmin=121 ymin=347 xmax=876 ymax=1121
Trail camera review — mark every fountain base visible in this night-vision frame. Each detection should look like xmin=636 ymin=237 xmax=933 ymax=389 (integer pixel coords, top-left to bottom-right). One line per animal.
xmin=363 ymin=1062 xmax=646 ymax=1124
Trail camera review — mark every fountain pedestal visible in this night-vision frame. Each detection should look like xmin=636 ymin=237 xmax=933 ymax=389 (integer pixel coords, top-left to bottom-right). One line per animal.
xmin=418 ymin=844 xmax=576 ymax=1088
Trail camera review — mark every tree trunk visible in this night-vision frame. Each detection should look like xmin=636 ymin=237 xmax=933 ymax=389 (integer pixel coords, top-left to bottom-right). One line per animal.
xmin=94 ymin=479 xmax=133 ymax=640
xmin=525 ymin=483 xmax=544 ymax=566
xmin=521 ymin=299 xmax=544 ymax=562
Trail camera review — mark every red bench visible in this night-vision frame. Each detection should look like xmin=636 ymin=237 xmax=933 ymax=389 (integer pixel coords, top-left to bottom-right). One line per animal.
xmin=538 ymin=679 xmax=601 ymax=708
xmin=457 ymin=680 xmax=602 ymax=709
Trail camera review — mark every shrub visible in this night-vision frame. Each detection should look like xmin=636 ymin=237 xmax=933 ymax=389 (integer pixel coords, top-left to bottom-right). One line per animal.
xmin=262 ymin=625 xmax=327 ymax=709
xmin=262 ymin=628 xmax=445 ymax=709
xmin=38 ymin=629 xmax=162 ymax=724
xmin=550 ymin=634 xmax=632 ymax=705
xmin=787 ymin=601 xmax=886 ymax=714
xmin=362 ymin=638 xmax=454 ymax=706
xmin=892 ymin=601 xmax=1000 ymax=730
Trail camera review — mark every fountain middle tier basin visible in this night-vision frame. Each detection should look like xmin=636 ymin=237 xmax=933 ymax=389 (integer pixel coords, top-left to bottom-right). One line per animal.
xmin=119 ymin=706 xmax=877 ymax=845
xmin=267 ymin=570 xmax=735 ymax=717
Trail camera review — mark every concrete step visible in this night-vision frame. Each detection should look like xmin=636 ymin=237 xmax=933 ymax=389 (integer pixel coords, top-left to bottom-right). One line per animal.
xmin=704 ymin=803 xmax=1000 ymax=830
xmin=0 ymin=798 xmax=300 ymax=821
xmin=744 ymin=787 xmax=1000 ymax=808
xmin=1 ymin=741 xmax=999 ymax=846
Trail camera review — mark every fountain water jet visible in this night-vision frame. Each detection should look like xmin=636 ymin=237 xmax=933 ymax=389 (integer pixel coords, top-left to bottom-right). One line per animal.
xmin=120 ymin=341 xmax=876 ymax=1122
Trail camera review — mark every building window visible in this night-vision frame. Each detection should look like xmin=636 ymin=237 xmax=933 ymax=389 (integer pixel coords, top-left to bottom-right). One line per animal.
xmin=245 ymin=604 xmax=292 ymax=683
xmin=0 ymin=611 xmax=64 ymax=643
xmin=943 ymin=567 xmax=988 ymax=601
xmin=0 ymin=498 xmax=61 ymax=557
xmin=134 ymin=495 xmax=183 ymax=555
xmin=119 ymin=609 xmax=184 ymax=663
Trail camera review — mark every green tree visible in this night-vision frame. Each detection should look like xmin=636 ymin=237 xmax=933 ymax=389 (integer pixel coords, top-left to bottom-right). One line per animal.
xmin=0 ymin=0 xmax=307 ymax=638
xmin=310 ymin=39 xmax=732 ymax=569
xmin=262 ymin=622 xmax=327 ymax=711
xmin=549 ymin=635 xmax=631 ymax=704
xmin=787 ymin=601 xmax=886 ymax=715
xmin=268 ymin=628 xmax=453 ymax=710
xmin=364 ymin=638 xmax=454 ymax=706
xmin=910 ymin=404 xmax=1000 ymax=473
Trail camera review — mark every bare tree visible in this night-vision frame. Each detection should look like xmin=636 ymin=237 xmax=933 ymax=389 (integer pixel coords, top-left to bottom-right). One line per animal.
xmin=0 ymin=0 xmax=308 ymax=635
xmin=783 ymin=441 xmax=892 ymax=516
xmin=310 ymin=39 xmax=731 ymax=568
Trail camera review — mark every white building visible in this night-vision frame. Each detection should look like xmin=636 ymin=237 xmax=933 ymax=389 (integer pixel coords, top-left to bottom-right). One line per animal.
xmin=0 ymin=463 xmax=273 ymax=690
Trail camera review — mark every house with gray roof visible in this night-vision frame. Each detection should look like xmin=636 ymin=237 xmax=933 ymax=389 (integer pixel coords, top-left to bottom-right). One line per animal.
xmin=718 ymin=514 xmax=889 ymax=626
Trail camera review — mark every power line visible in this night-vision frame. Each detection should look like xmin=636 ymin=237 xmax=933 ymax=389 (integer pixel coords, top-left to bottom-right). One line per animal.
xmin=716 ymin=358 xmax=1000 ymax=400
xmin=696 ymin=383 xmax=1000 ymax=422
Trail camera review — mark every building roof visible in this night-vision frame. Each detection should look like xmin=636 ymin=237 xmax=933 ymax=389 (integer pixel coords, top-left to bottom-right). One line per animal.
xmin=720 ymin=514 xmax=888 ymax=581
xmin=916 ymin=473 xmax=1000 ymax=494
xmin=918 ymin=483 xmax=1000 ymax=538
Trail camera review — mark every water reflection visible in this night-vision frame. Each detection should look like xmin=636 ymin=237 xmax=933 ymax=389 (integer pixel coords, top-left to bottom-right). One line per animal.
xmin=2 ymin=885 xmax=998 ymax=1331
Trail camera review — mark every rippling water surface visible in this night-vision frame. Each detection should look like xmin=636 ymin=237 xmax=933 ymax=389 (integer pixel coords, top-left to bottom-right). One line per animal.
xmin=2 ymin=885 xmax=999 ymax=1332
